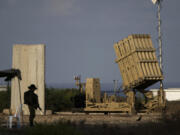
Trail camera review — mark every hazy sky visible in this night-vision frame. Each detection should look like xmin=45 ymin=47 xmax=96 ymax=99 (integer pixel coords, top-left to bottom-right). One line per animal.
xmin=0 ymin=0 xmax=180 ymax=84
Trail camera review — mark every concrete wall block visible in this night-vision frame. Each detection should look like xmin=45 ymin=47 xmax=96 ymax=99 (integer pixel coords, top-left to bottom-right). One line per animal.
xmin=11 ymin=44 xmax=45 ymax=115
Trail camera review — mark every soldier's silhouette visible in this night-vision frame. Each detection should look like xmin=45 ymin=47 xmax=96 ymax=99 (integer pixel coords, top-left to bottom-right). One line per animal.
xmin=24 ymin=84 xmax=41 ymax=126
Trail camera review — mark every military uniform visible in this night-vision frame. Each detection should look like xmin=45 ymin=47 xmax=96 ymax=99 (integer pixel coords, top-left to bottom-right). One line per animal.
xmin=24 ymin=84 xmax=41 ymax=126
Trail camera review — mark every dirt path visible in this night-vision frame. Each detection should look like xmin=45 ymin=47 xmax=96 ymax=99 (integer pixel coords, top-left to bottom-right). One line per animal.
xmin=0 ymin=113 xmax=162 ymax=127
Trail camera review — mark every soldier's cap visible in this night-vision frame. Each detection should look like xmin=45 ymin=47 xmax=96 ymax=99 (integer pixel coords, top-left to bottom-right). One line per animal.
xmin=28 ymin=84 xmax=37 ymax=90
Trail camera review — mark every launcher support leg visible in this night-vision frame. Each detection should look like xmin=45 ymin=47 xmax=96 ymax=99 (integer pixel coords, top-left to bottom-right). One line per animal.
xmin=125 ymin=90 xmax=136 ymax=114
xmin=158 ymin=86 xmax=166 ymax=108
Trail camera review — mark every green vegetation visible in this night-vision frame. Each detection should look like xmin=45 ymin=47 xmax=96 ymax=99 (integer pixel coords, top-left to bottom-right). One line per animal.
xmin=165 ymin=101 xmax=180 ymax=114
xmin=1 ymin=88 xmax=180 ymax=135
xmin=45 ymin=88 xmax=85 ymax=113
xmin=0 ymin=89 xmax=10 ymax=112
xmin=0 ymin=88 xmax=85 ymax=113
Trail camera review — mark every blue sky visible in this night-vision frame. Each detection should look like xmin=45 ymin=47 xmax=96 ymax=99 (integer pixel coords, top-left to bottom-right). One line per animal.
xmin=0 ymin=0 xmax=180 ymax=85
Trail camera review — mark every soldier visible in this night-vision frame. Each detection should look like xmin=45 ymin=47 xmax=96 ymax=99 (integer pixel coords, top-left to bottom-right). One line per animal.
xmin=24 ymin=84 xmax=42 ymax=126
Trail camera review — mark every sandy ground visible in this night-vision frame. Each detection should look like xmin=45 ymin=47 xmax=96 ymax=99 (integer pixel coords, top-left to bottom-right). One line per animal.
xmin=0 ymin=112 xmax=162 ymax=127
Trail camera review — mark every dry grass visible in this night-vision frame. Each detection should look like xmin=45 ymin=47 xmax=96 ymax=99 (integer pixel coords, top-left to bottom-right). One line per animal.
xmin=1 ymin=118 xmax=179 ymax=135
xmin=1 ymin=101 xmax=180 ymax=135
xmin=165 ymin=101 xmax=180 ymax=114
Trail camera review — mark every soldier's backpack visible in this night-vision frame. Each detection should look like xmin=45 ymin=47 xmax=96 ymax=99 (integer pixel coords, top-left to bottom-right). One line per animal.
xmin=24 ymin=91 xmax=32 ymax=105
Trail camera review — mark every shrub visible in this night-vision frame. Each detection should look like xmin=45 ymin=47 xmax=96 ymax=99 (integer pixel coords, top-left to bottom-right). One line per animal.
xmin=0 ymin=88 xmax=85 ymax=113
xmin=45 ymin=88 xmax=85 ymax=113
xmin=0 ymin=90 xmax=10 ymax=112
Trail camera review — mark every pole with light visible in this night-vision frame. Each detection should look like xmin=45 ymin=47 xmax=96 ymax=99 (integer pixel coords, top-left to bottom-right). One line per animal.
xmin=151 ymin=0 xmax=165 ymax=107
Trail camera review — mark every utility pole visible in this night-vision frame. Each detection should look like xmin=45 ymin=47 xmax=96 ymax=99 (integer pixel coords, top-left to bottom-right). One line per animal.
xmin=113 ymin=80 xmax=118 ymax=96
xmin=151 ymin=0 xmax=165 ymax=107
